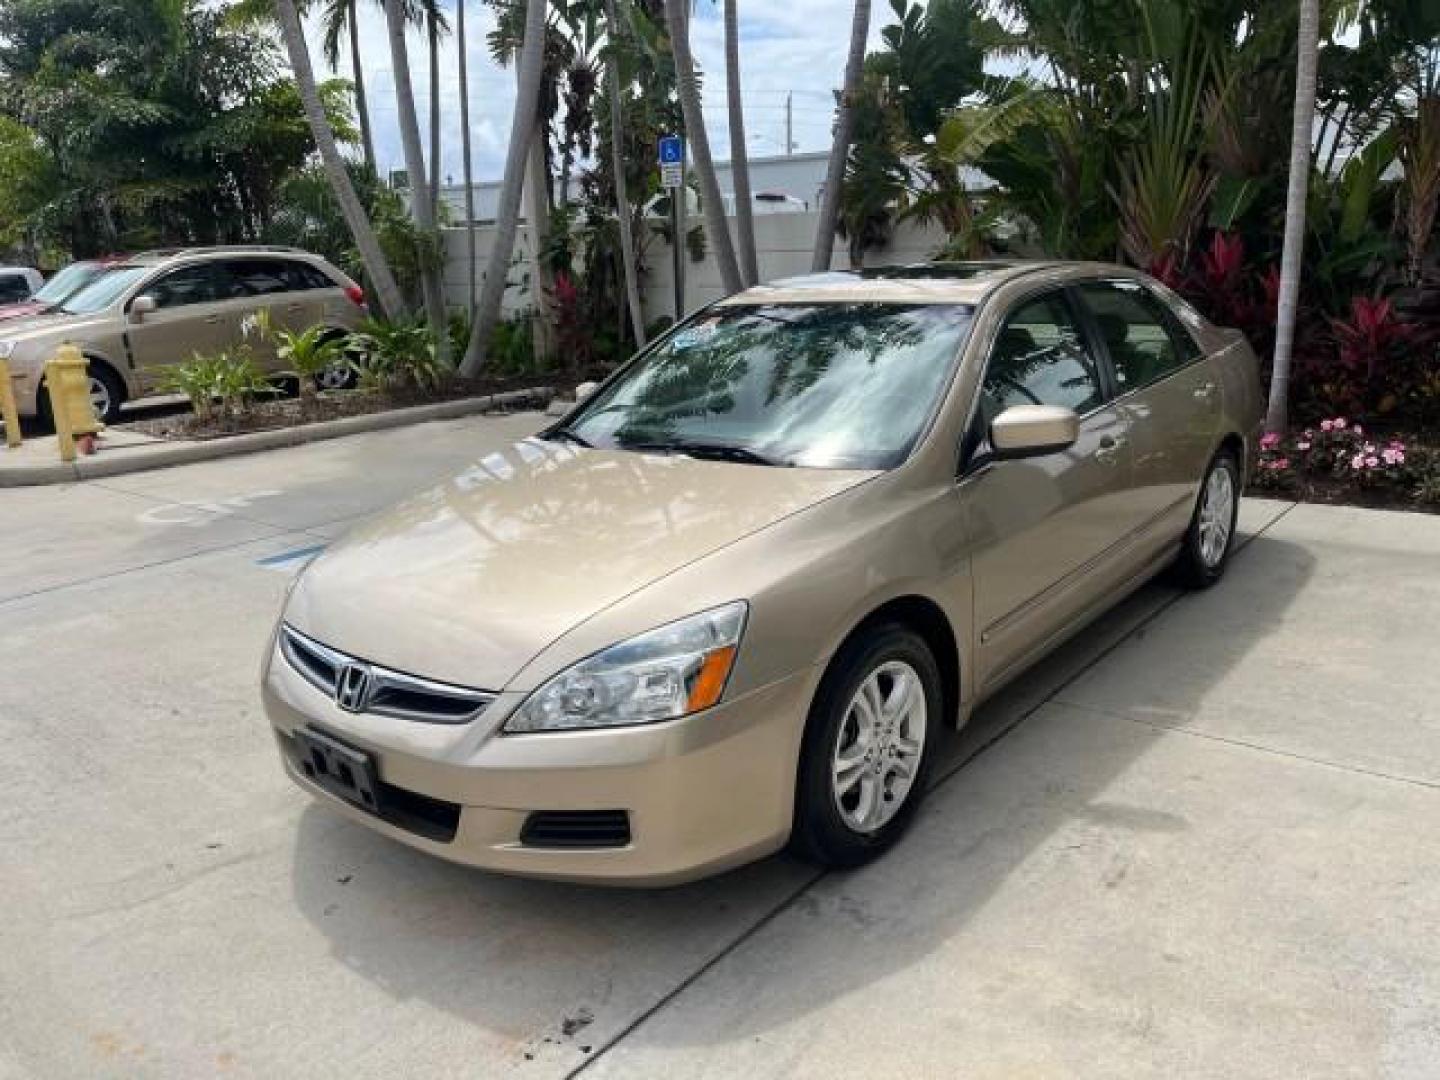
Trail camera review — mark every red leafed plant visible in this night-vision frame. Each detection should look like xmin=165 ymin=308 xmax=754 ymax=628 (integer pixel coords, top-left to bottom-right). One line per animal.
xmin=1178 ymin=232 xmax=1277 ymax=359
xmin=1300 ymin=295 xmax=1429 ymax=418
xmin=547 ymin=271 xmax=592 ymax=374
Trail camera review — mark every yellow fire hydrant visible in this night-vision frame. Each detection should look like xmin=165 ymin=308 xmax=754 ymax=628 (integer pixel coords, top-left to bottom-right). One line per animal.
xmin=0 ymin=358 xmax=20 ymax=449
xmin=44 ymin=345 xmax=104 ymax=463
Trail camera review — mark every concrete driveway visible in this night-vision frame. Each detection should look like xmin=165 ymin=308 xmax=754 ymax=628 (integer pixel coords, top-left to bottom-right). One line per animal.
xmin=2 ymin=413 xmax=1437 ymax=1079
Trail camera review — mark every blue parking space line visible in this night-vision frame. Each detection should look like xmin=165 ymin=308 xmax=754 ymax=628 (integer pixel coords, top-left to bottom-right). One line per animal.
xmin=256 ymin=544 xmax=327 ymax=567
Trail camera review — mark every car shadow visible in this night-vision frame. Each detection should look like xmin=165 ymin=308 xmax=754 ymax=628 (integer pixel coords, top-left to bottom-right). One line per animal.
xmin=288 ymin=520 xmax=1314 ymax=1063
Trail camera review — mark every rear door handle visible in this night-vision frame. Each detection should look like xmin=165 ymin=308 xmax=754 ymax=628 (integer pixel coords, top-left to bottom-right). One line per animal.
xmin=1095 ymin=434 xmax=1125 ymax=464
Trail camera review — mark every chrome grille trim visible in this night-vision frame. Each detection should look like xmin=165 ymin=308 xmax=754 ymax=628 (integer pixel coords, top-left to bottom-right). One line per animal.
xmin=279 ymin=624 xmax=495 ymax=724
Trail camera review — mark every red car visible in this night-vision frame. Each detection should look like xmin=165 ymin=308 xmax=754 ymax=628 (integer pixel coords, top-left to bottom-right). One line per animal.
xmin=0 ymin=256 xmax=129 ymax=324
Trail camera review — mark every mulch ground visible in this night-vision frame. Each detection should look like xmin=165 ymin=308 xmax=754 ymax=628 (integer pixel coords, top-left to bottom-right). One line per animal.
xmin=116 ymin=375 xmax=571 ymax=441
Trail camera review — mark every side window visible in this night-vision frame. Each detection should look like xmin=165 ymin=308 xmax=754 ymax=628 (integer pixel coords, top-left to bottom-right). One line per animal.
xmin=0 ymin=275 xmax=29 ymax=302
xmin=293 ymin=262 xmax=337 ymax=291
xmin=980 ymin=292 xmax=1104 ymax=424
xmin=1078 ymin=281 xmax=1200 ymax=392
xmin=147 ymin=264 xmax=224 ymax=309
xmin=225 ymin=259 xmax=294 ymax=298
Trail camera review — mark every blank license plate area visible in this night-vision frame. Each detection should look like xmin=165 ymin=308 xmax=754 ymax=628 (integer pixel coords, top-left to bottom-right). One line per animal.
xmin=295 ymin=728 xmax=382 ymax=814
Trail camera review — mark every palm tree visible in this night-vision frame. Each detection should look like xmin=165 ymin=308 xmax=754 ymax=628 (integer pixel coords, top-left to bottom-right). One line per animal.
xmin=274 ymin=0 xmax=405 ymax=319
xmin=461 ymin=0 xmax=549 ymax=375
xmin=321 ymin=0 xmax=377 ymax=171
xmin=457 ymin=0 xmax=477 ymax=314
xmin=812 ymin=0 xmax=871 ymax=271
xmin=384 ymin=0 xmax=450 ymax=359
xmin=604 ymin=0 xmax=646 ymax=347
xmin=1267 ymin=0 xmax=1321 ymax=434
xmin=664 ymin=0 xmax=743 ymax=295
xmin=428 ymin=3 xmax=443 ymax=209
xmin=723 ymin=0 xmax=757 ymax=285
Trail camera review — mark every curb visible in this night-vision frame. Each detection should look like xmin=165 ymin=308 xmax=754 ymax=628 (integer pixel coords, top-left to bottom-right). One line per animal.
xmin=0 ymin=387 xmax=553 ymax=488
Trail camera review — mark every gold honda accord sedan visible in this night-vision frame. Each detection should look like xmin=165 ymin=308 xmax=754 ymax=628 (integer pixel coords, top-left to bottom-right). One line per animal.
xmin=262 ymin=261 xmax=1262 ymax=884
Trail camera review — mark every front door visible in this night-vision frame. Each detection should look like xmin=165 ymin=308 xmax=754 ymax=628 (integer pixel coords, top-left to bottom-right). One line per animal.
xmin=961 ymin=288 xmax=1140 ymax=691
xmin=221 ymin=257 xmax=328 ymax=372
xmin=125 ymin=262 xmax=233 ymax=394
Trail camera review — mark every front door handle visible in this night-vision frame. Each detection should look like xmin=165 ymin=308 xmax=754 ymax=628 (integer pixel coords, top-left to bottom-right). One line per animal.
xmin=1095 ymin=434 xmax=1125 ymax=465
xmin=204 ymin=315 xmax=220 ymax=324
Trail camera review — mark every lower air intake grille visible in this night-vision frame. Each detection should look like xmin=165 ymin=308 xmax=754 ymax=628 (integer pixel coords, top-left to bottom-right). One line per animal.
xmin=520 ymin=810 xmax=632 ymax=849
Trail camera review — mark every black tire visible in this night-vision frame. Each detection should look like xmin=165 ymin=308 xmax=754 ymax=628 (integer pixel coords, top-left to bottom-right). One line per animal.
xmin=37 ymin=359 xmax=126 ymax=426
xmin=790 ymin=622 xmax=942 ymax=869
xmin=1172 ymin=448 xmax=1240 ymax=589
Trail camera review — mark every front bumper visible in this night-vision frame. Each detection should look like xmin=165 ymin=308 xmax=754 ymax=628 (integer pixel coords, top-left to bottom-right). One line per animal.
xmin=262 ymin=639 xmax=816 ymax=885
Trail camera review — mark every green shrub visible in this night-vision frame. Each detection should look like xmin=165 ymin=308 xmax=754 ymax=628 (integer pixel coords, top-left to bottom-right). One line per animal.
xmin=157 ymin=351 xmax=277 ymax=420
xmin=275 ymin=325 xmax=347 ymax=402
xmin=349 ymin=316 xmax=451 ymax=392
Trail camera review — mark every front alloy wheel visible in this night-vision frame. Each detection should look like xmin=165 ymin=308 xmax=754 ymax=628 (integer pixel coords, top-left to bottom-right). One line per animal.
xmin=792 ymin=623 xmax=941 ymax=868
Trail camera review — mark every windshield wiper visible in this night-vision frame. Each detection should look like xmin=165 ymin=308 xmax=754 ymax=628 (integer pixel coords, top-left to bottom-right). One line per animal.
xmin=626 ymin=441 xmax=789 ymax=467
xmin=543 ymin=426 xmax=592 ymax=448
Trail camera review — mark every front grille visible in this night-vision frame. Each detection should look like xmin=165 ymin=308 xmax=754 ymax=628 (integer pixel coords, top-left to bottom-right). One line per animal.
xmin=520 ymin=810 xmax=632 ymax=849
xmin=280 ymin=624 xmax=494 ymax=724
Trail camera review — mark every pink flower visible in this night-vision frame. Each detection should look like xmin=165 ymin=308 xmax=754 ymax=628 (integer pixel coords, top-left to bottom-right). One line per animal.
xmin=1296 ymin=440 xmax=1311 ymax=451
xmin=1350 ymin=453 xmax=1365 ymax=469
xmin=1260 ymin=432 xmax=1281 ymax=450
xmin=1274 ymin=458 xmax=1290 ymax=470
xmin=1333 ymin=418 xmax=1348 ymax=430
xmin=1320 ymin=420 xmax=1334 ymax=432
xmin=1366 ymin=456 xmax=1380 ymax=468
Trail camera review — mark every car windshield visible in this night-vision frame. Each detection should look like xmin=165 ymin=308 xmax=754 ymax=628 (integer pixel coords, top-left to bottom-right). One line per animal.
xmin=57 ymin=265 xmax=151 ymax=314
xmin=33 ymin=262 xmax=104 ymax=304
xmin=564 ymin=302 xmax=974 ymax=469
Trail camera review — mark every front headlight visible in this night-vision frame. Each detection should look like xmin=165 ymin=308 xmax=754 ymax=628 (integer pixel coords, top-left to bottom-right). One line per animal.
xmin=505 ymin=601 xmax=748 ymax=733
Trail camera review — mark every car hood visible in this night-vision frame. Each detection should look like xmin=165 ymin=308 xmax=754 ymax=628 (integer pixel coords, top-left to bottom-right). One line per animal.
xmin=283 ymin=437 xmax=876 ymax=690
xmin=0 ymin=309 xmax=111 ymax=343
xmin=0 ymin=301 xmax=50 ymax=323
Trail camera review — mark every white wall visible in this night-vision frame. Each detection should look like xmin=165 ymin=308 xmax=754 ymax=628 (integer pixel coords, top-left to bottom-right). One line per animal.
xmin=439 ymin=210 xmax=948 ymax=325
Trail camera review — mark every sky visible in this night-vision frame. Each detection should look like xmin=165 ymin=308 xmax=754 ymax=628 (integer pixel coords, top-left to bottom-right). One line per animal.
xmin=307 ymin=0 xmax=894 ymax=185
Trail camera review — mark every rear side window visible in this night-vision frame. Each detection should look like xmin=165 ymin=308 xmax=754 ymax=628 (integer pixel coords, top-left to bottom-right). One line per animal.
xmin=291 ymin=262 xmax=338 ymax=290
xmin=980 ymin=291 xmax=1104 ymax=421
xmin=224 ymin=259 xmax=296 ymax=297
xmin=1077 ymin=281 xmax=1202 ymax=392
xmin=0 ymin=275 xmax=30 ymax=302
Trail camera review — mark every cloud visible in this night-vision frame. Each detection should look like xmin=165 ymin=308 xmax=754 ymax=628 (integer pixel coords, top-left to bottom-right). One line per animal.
xmin=303 ymin=0 xmax=888 ymax=184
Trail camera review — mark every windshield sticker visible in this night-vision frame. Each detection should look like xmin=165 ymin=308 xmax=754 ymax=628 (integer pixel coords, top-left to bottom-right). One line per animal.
xmin=670 ymin=321 xmax=720 ymax=350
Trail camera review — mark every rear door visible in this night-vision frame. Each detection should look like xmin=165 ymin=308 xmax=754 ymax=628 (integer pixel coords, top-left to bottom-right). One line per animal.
xmin=220 ymin=258 xmax=325 ymax=370
xmin=1074 ymin=279 xmax=1221 ymax=550
xmin=961 ymin=287 xmax=1141 ymax=690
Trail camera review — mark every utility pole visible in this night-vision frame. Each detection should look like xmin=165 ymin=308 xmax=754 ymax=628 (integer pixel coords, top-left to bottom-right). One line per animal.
xmin=785 ymin=92 xmax=793 ymax=156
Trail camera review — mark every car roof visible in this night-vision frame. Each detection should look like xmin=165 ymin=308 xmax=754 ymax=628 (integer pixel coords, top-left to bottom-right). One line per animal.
xmin=718 ymin=260 xmax=1138 ymax=306
xmin=119 ymin=245 xmax=317 ymax=268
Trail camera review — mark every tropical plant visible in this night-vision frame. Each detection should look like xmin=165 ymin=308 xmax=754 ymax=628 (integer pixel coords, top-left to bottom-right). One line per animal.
xmin=602 ymin=0 xmax=646 ymax=347
xmin=723 ymin=0 xmax=757 ymax=285
xmin=663 ymin=0 xmax=742 ymax=294
xmin=812 ymin=0 xmax=872 ymax=270
xmin=463 ymin=0 xmax=550 ymax=376
xmin=382 ymin=0 xmax=450 ymax=359
xmin=269 ymin=0 xmax=406 ymax=320
xmin=1268 ymin=0 xmax=1322 ymax=435
xmin=275 ymin=324 xmax=348 ymax=407
xmin=320 ymin=0 xmax=378 ymax=170
xmin=351 ymin=316 xmax=451 ymax=390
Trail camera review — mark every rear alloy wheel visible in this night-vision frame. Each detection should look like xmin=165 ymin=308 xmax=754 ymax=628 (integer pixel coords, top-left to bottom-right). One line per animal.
xmin=88 ymin=365 xmax=125 ymax=423
xmin=1174 ymin=449 xmax=1239 ymax=589
xmin=316 ymin=358 xmax=355 ymax=392
xmin=791 ymin=623 xmax=941 ymax=868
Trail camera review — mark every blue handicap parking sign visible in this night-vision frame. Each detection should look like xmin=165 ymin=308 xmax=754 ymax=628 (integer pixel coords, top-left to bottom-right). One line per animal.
xmin=658 ymin=135 xmax=684 ymax=165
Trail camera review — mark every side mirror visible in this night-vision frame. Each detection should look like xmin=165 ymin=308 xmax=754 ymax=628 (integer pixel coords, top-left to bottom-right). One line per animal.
xmin=574 ymin=380 xmax=599 ymax=402
xmin=990 ymin=404 xmax=1079 ymax=460
xmin=129 ymin=295 xmax=157 ymax=323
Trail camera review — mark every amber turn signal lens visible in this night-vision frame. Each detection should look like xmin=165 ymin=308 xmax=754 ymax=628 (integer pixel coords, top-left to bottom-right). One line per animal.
xmin=686 ymin=645 xmax=738 ymax=712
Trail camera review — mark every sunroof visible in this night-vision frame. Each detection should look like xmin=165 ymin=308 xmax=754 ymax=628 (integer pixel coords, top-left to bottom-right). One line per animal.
xmin=859 ymin=262 xmax=1016 ymax=280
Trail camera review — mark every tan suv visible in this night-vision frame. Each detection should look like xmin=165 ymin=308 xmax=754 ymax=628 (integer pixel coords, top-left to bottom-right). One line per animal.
xmin=262 ymin=261 xmax=1263 ymax=885
xmin=0 ymin=246 xmax=367 ymax=422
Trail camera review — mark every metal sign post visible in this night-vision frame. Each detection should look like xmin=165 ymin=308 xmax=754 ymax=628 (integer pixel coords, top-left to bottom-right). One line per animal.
xmin=659 ymin=135 xmax=685 ymax=322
